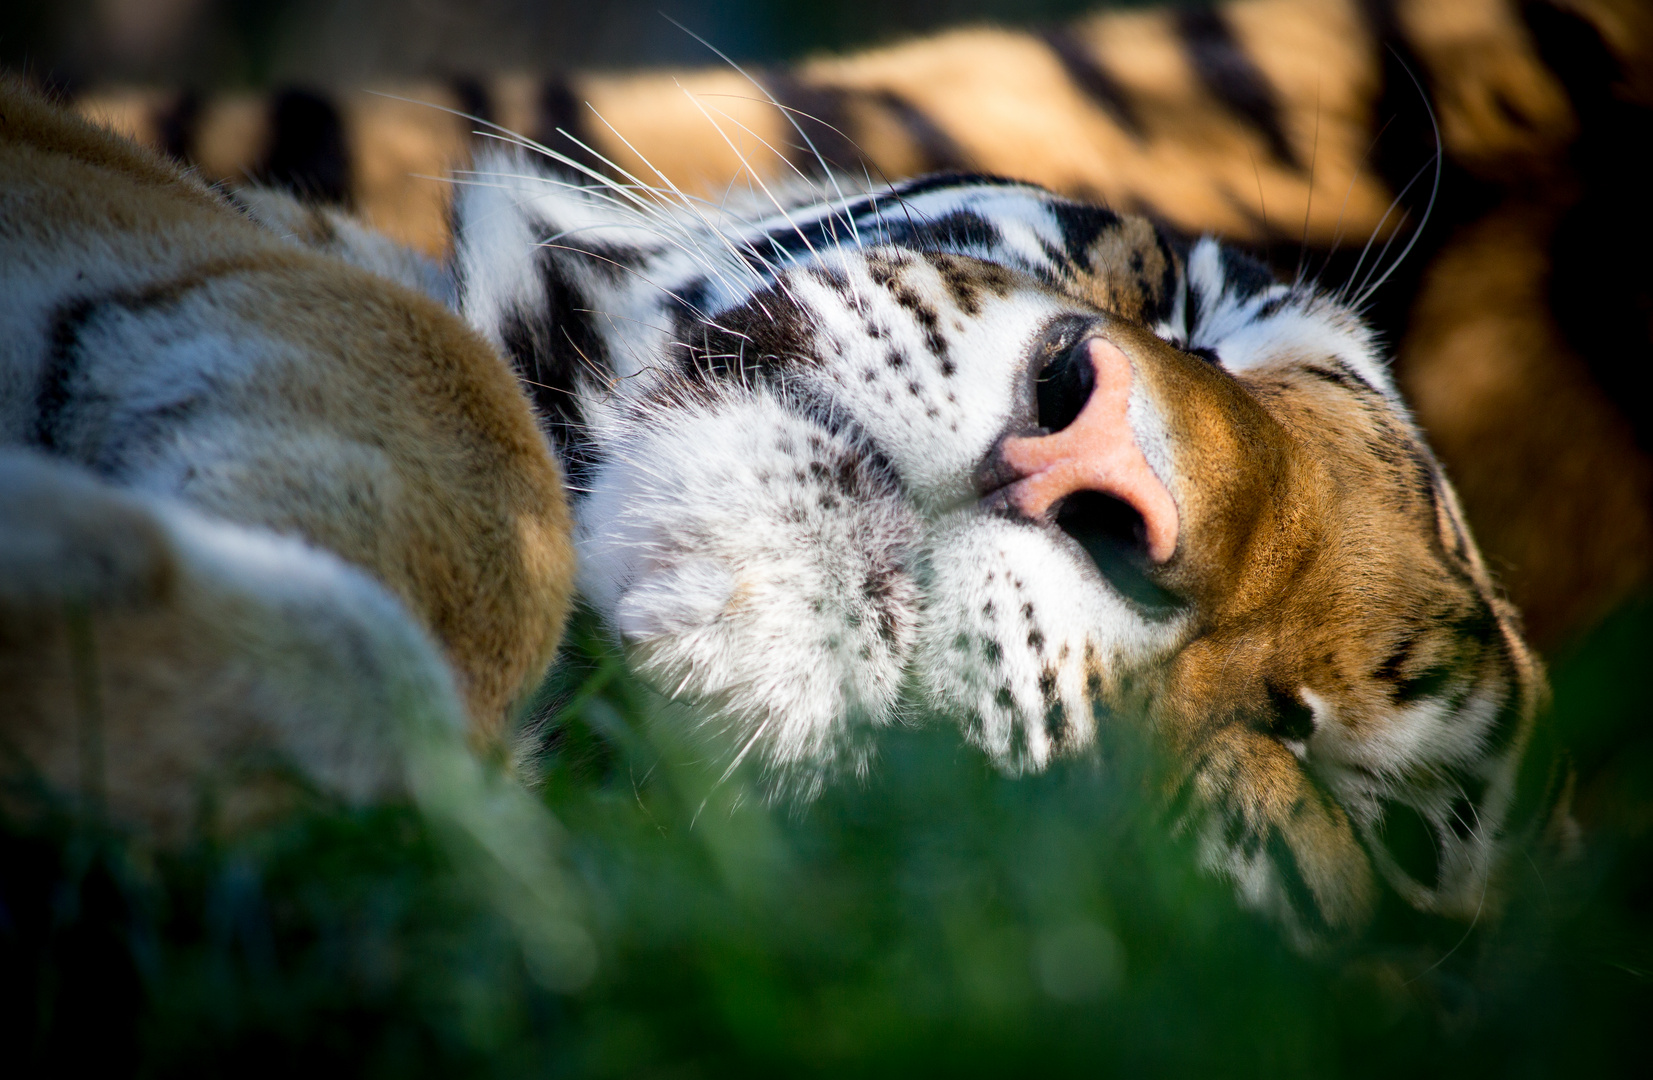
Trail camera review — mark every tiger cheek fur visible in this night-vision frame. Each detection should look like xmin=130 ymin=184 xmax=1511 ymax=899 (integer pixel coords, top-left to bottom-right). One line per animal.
xmin=455 ymin=153 xmax=1544 ymax=942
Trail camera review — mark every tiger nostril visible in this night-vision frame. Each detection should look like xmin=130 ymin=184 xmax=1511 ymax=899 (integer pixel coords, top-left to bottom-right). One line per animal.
xmin=1035 ymin=336 xmax=1097 ymax=434
xmin=999 ymin=338 xmax=1180 ymax=565
xmin=1055 ymin=491 xmax=1181 ymax=614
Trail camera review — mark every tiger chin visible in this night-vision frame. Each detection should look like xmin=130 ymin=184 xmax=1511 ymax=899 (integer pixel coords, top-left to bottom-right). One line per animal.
xmin=449 ymin=148 xmax=1547 ymax=945
xmin=0 ymin=80 xmax=575 ymax=837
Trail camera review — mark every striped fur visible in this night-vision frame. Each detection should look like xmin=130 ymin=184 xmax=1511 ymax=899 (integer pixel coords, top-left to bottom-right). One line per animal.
xmin=66 ymin=0 xmax=1653 ymax=654
xmin=0 ymin=81 xmax=575 ymax=836
xmin=447 ymin=144 xmax=1545 ymax=943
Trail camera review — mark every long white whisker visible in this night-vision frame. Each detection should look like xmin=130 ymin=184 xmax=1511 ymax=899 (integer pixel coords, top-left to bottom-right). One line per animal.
xmin=523 ymin=92 xmax=800 ymax=310
xmin=580 ymin=104 xmax=739 ymax=229
xmin=1295 ymin=81 xmax=1321 ymax=288
xmin=1352 ymin=50 xmax=1444 ymax=308
xmin=1343 ymin=150 xmax=1436 ymax=305
xmin=661 ymin=16 xmax=851 ymax=210
xmin=472 ymin=128 xmax=765 ymax=306
xmin=1337 ymin=153 xmax=1433 ymax=306
xmin=692 ymin=96 xmax=864 ymax=252
xmin=363 ymin=88 xmax=678 ymax=231
xmin=1248 ymin=149 xmax=1271 ymax=240
xmin=674 ymin=88 xmax=824 ymax=304
xmin=469 ymin=130 xmax=680 ymax=231
xmin=1312 ymin=116 xmax=1395 ymax=287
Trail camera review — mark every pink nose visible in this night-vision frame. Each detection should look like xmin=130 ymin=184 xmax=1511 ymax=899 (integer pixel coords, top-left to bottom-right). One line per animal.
xmin=1001 ymin=337 xmax=1180 ymax=564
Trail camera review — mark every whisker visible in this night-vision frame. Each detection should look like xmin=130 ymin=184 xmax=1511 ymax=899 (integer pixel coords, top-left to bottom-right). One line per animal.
xmin=1295 ymin=81 xmax=1321 ymax=288
xmin=1312 ymin=115 xmax=1395 ymax=287
xmin=579 ymin=102 xmax=767 ymax=272
xmin=1337 ymin=152 xmax=1433 ymax=307
xmin=694 ymin=92 xmax=919 ymax=251
xmin=1351 ymin=49 xmax=1443 ymax=308
xmin=661 ymin=16 xmax=850 ymax=209
xmin=674 ymin=86 xmax=825 ymax=288
xmin=1248 ymin=148 xmax=1270 ymax=240
xmin=692 ymin=97 xmax=863 ymax=253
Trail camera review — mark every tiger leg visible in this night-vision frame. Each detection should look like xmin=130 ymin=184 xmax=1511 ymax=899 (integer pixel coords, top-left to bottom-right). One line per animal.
xmin=0 ymin=449 xmax=466 ymax=838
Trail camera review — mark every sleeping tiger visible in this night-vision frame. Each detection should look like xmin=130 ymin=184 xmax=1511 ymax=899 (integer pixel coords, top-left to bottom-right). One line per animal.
xmin=69 ymin=0 xmax=1653 ymax=657
xmin=5 ymin=0 xmax=1562 ymax=941
xmin=433 ymin=136 xmax=1545 ymax=941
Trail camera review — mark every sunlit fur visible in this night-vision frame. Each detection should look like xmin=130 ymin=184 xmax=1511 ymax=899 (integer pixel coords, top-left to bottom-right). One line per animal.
xmin=451 ymin=143 xmax=1544 ymax=943
xmin=0 ymin=82 xmax=575 ymax=836
xmin=71 ymin=0 xmax=1653 ymax=652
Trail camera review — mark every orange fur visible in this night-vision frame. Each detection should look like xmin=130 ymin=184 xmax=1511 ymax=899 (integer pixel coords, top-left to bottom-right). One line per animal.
xmin=66 ymin=0 xmax=1653 ymax=653
xmin=1 ymin=80 xmax=574 ymax=833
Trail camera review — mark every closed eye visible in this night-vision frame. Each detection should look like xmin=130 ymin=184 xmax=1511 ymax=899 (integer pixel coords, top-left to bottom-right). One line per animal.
xmin=1393 ymin=664 xmax=1456 ymax=705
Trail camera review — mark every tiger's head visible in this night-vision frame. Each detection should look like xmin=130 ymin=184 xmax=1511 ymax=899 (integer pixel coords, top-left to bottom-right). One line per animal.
xmin=452 ymin=157 xmax=1544 ymax=943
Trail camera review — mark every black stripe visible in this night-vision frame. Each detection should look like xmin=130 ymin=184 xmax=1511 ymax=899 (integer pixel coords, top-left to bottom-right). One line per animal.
xmin=763 ymin=75 xmax=866 ymax=177
xmin=1048 ymin=201 xmax=1123 ymax=270
xmin=868 ymin=89 xmax=971 ymax=173
xmin=1302 ymin=363 xmax=1380 ymax=398
xmin=886 ymin=171 xmax=1028 ymax=201
xmin=255 ymin=88 xmax=351 ymax=205
xmin=1038 ymin=27 xmax=1145 ymax=138
xmin=532 ymin=75 xmax=604 ymax=177
xmin=1265 ymin=683 xmax=1315 ymax=742
xmin=448 ymin=76 xmax=495 ymax=129
xmin=32 ymin=284 xmax=231 ymax=469
xmin=880 ymin=208 xmax=1001 ymax=254
xmin=1174 ymin=8 xmax=1297 ymax=168
xmin=1267 ymin=828 xmax=1334 ymax=935
xmin=154 ymin=89 xmax=201 ymax=164
xmin=1150 ymin=224 xmax=1186 ymax=327
xmin=1217 ymin=244 xmax=1278 ymax=301
xmin=724 ymin=177 xmax=1018 ymax=272
xmin=496 ymin=247 xmax=613 ymax=490
xmin=34 ymin=299 xmax=98 ymax=452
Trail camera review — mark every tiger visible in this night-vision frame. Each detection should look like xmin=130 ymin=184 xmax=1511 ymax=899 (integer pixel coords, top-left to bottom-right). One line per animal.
xmin=419 ymin=132 xmax=1545 ymax=943
xmin=67 ymin=0 xmax=1653 ymax=659
xmin=0 ymin=78 xmax=575 ymax=837
xmin=5 ymin=0 xmax=1561 ymax=942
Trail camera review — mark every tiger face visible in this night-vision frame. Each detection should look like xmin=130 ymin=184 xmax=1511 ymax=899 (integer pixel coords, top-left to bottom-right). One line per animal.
xmin=454 ymin=158 xmax=1542 ymax=941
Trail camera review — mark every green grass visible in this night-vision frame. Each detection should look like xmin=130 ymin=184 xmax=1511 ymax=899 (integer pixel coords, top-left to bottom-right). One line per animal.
xmin=5 ymin=600 xmax=1652 ymax=1077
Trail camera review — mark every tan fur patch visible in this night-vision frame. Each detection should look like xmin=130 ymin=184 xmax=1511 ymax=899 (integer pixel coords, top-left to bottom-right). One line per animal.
xmin=2 ymin=79 xmax=575 ymax=834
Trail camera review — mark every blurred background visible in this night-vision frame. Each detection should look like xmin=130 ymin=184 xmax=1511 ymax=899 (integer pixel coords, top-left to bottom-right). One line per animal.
xmin=4 ymin=0 xmax=1143 ymax=88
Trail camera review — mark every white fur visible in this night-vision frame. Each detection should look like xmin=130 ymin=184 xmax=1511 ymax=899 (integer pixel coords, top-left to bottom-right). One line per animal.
xmin=451 ymin=165 xmax=1405 ymax=783
xmin=452 ymin=158 xmax=1511 ymax=933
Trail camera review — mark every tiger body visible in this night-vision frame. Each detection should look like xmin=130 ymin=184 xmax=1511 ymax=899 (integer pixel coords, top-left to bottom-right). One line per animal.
xmin=0 ymin=80 xmax=574 ymax=834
